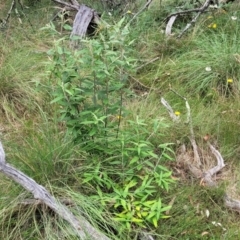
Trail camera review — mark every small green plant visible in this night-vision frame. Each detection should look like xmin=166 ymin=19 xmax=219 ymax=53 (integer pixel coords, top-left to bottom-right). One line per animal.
xmin=47 ymin=18 xmax=175 ymax=231
xmin=48 ymin=18 xmax=135 ymax=154
xmin=83 ymin=117 xmax=174 ymax=229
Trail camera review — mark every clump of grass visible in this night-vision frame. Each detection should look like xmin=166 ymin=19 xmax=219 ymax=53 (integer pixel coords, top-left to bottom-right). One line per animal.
xmin=153 ymin=7 xmax=240 ymax=96
xmin=0 ymin=189 xmax=120 ymax=240
xmin=0 ymin=0 xmax=56 ymax=122
xmin=155 ymin=184 xmax=238 ymax=239
xmin=0 ymin=118 xmax=122 ymax=239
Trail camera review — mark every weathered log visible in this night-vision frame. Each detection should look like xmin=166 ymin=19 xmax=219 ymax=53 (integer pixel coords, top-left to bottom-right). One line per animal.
xmin=0 ymin=141 xmax=110 ymax=240
xmin=52 ymin=0 xmax=101 ymax=38
xmin=70 ymin=5 xmax=99 ymax=39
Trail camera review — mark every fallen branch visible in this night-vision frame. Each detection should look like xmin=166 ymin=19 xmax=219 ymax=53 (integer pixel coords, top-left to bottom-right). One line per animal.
xmin=165 ymin=15 xmax=177 ymax=36
xmin=202 ymin=142 xmax=225 ymax=186
xmin=128 ymin=0 xmax=153 ymax=25
xmin=164 ymin=0 xmax=212 ymax=38
xmin=224 ymin=195 xmax=240 ymax=213
xmin=136 ymin=57 xmax=160 ymax=71
xmin=52 ymin=0 xmax=80 ymax=10
xmin=161 ymin=92 xmax=226 ymax=183
xmin=139 ymin=231 xmax=155 ymax=240
xmin=1 ymin=0 xmax=20 ymax=28
xmin=160 ymin=97 xmax=179 ymax=122
xmin=170 ymin=89 xmax=201 ymax=167
xmin=0 ymin=141 xmax=110 ymax=240
xmin=178 ymin=0 xmax=211 ymax=38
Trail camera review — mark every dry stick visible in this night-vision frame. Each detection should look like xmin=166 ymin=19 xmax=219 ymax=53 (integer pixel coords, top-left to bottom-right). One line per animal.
xmin=170 ymin=89 xmax=201 ymax=167
xmin=69 ymin=0 xmax=80 ymax=7
xmin=177 ymin=0 xmax=211 ymax=38
xmin=0 ymin=141 xmax=110 ymax=240
xmin=52 ymin=0 xmax=79 ymax=10
xmin=136 ymin=57 xmax=160 ymax=71
xmin=165 ymin=15 xmax=177 ymax=36
xmin=164 ymin=0 xmax=212 ymax=38
xmin=1 ymin=0 xmax=15 ymax=27
xmin=161 ymin=95 xmax=240 ymax=211
xmin=202 ymin=142 xmax=225 ymax=186
xmin=224 ymin=195 xmax=240 ymax=213
xmin=160 ymin=97 xmax=179 ymax=122
xmin=164 ymin=6 xmax=209 ymax=23
xmin=127 ymin=0 xmax=153 ymax=25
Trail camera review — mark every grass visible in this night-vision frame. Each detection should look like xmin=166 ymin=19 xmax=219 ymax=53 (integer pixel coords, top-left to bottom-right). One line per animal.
xmin=1 ymin=0 xmax=240 ymax=239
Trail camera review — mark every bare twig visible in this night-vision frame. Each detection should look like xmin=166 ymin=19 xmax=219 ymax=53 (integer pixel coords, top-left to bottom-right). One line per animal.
xmin=136 ymin=57 xmax=160 ymax=71
xmin=224 ymin=195 xmax=240 ymax=213
xmin=165 ymin=15 xmax=177 ymax=36
xmin=1 ymin=0 xmax=16 ymax=28
xmin=160 ymin=97 xmax=179 ymax=122
xmin=0 ymin=141 xmax=110 ymax=240
xmin=164 ymin=0 xmax=212 ymax=38
xmin=128 ymin=0 xmax=153 ymax=25
xmin=52 ymin=0 xmax=79 ymax=10
xmin=139 ymin=231 xmax=155 ymax=240
xmin=0 ymin=142 xmax=5 ymax=164
xmin=170 ymin=89 xmax=201 ymax=167
xmin=202 ymin=142 xmax=225 ymax=186
xmin=69 ymin=0 xmax=80 ymax=7
xmin=178 ymin=0 xmax=212 ymax=38
xmin=164 ymin=7 xmax=207 ymax=23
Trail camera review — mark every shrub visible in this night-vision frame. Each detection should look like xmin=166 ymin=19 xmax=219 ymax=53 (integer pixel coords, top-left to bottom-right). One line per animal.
xmin=47 ymin=18 xmax=174 ymax=231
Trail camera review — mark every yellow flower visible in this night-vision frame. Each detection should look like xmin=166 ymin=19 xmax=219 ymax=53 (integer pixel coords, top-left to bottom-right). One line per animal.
xmin=116 ymin=115 xmax=122 ymax=119
xmin=127 ymin=10 xmax=132 ymax=14
xmin=208 ymin=23 xmax=217 ymax=29
xmin=175 ymin=111 xmax=180 ymax=116
xmin=227 ymin=79 xmax=233 ymax=83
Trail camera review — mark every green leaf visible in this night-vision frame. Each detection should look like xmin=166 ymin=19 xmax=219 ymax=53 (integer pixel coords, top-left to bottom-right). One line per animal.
xmin=121 ymin=199 xmax=127 ymax=210
xmin=63 ymin=24 xmax=72 ymax=30
xmin=51 ymin=96 xmax=64 ymax=103
xmin=152 ymin=217 xmax=158 ymax=228
xmin=131 ymin=217 xmax=144 ymax=223
xmin=129 ymin=156 xmax=139 ymax=165
xmin=146 ymin=211 xmax=156 ymax=220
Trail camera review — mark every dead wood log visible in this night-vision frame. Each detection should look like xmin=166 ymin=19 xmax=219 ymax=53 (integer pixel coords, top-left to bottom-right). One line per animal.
xmin=70 ymin=5 xmax=99 ymax=39
xmin=52 ymin=0 xmax=101 ymax=38
xmin=0 ymin=141 xmax=110 ymax=240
